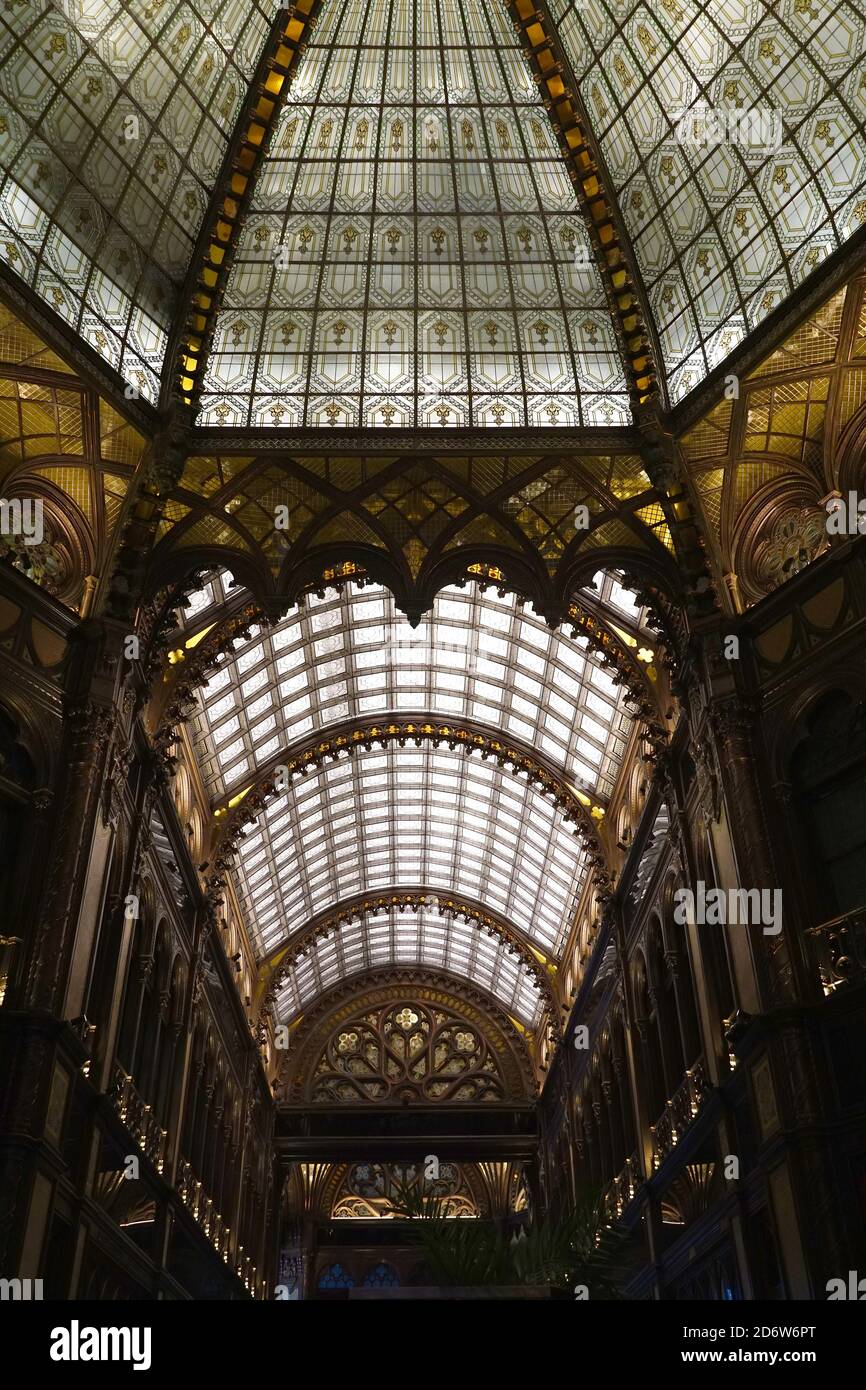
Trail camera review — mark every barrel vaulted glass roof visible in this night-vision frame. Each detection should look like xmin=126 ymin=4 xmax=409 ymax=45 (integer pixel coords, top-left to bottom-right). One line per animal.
xmin=198 ymin=0 xmax=629 ymax=428
xmin=0 ymin=0 xmax=272 ymax=400
xmin=549 ymin=0 xmax=866 ymax=403
xmin=192 ymin=582 xmax=636 ymax=802
xmin=186 ymin=575 xmax=650 ymax=1013
xmin=274 ymin=904 xmax=545 ymax=1026
xmin=231 ymin=743 xmax=589 ymax=958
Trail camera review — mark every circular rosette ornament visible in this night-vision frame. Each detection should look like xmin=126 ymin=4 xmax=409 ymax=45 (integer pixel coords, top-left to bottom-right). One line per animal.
xmin=755 ymin=506 xmax=828 ymax=594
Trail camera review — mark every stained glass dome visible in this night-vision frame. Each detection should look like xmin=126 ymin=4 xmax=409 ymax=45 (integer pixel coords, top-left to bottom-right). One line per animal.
xmin=4 ymin=0 xmax=860 ymax=417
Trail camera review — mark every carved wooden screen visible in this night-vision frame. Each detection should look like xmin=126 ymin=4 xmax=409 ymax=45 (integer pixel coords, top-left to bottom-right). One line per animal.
xmin=332 ymin=1161 xmax=478 ymax=1218
xmin=310 ymin=998 xmax=506 ymax=1102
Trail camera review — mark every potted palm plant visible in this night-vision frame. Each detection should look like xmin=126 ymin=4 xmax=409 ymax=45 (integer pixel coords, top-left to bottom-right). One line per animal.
xmin=387 ymin=1182 xmax=626 ymax=1299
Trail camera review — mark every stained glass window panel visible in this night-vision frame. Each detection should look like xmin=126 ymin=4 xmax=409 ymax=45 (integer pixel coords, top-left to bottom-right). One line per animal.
xmin=548 ymin=0 xmax=866 ymax=403
xmin=200 ymin=0 xmax=630 ymax=428
xmin=0 ymin=0 xmax=272 ymax=398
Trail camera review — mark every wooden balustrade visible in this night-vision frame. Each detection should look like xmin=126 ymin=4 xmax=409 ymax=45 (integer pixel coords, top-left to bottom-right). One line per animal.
xmin=110 ymin=1066 xmax=167 ymax=1173
xmin=650 ymin=1059 xmax=709 ymax=1171
xmin=806 ymin=908 xmax=866 ymax=995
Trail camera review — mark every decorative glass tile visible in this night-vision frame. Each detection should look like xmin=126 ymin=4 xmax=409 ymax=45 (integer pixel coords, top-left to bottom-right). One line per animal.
xmin=548 ymin=0 xmax=866 ymax=403
xmin=192 ymin=581 xmax=633 ymax=802
xmin=231 ymin=741 xmax=588 ymax=958
xmin=0 ymin=0 xmax=272 ymax=397
xmin=200 ymin=0 xmax=630 ymax=427
xmin=275 ymin=905 xmax=544 ymax=1024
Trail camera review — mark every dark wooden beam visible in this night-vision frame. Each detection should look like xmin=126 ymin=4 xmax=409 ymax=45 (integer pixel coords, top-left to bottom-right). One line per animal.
xmin=275 ymin=1103 xmax=539 ymax=1164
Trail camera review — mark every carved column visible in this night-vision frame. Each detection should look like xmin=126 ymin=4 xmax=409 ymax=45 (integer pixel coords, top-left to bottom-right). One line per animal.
xmin=92 ymin=740 xmax=173 ymax=1089
xmin=164 ymin=905 xmax=214 ymax=1188
xmin=23 ymin=693 xmax=116 ymax=1014
xmin=661 ymin=763 xmax=733 ymax=1086
xmin=229 ymin=1050 xmax=252 ymax=1273
xmin=610 ymin=900 xmax=653 ymax=1184
xmin=712 ymin=696 xmax=798 ymax=1008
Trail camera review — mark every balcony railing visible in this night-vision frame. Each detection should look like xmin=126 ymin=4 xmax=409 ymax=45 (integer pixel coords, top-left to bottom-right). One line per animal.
xmin=604 ymin=1151 xmax=640 ymax=1221
xmin=110 ymin=1066 xmax=167 ymax=1173
xmin=106 ymin=1076 xmax=261 ymax=1295
xmin=177 ymin=1157 xmax=260 ymax=1297
xmin=650 ymin=1060 xmax=709 ymax=1171
xmin=805 ymin=908 xmax=866 ymax=996
xmin=0 ymin=933 xmax=21 ymax=1007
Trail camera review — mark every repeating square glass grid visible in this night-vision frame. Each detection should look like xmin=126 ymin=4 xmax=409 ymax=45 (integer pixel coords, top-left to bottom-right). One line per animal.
xmin=548 ymin=0 xmax=866 ymax=403
xmin=199 ymin=0 xmax=630 ymax=428
xmin=274 ymin=906 xmax=543 ymax=1025
xmin=191 ymin=581 xmax=634 ymax=801
xmin=0 ymin=0 xmax=272 ymax=397
xmin=231 ymin=741 xmax=588 ymax=958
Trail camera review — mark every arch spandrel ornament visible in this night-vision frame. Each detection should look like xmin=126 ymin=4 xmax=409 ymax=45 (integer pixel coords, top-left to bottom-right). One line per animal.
xmin=331 ymin=1161 xmax=481 ymax=1220
xmin=146 ymin=448 xmax=684 ymax=621
xmin=278 ymin=973 xmax=537 ymax=1104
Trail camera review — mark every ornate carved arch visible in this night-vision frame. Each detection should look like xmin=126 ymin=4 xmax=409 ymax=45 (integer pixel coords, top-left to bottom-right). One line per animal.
xmin=329 ymin=1159 xmax=486 ymax=1220
xmin=258 ymin=887 xmax=560 ymax=1031
xmin=154 ymin=563 xmax=665 ymax=763
xmin=208 ymin=721 xmax=610 ymax=894
xmin=277 ymin=970 xmax=537 ymax=1104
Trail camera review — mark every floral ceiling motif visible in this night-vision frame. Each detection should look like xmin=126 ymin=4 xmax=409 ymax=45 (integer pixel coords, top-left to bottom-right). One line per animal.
xmin=4 ymin=0 xmax=864 ymax=416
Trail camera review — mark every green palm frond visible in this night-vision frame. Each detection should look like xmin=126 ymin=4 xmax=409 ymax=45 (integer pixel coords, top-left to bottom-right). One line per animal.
xmin=388 ymin=1181 xmax=627 ymax=1294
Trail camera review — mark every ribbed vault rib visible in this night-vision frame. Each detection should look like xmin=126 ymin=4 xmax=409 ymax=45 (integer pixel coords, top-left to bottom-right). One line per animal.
xmin=168 ymin=3 xmax=326 ymax=414
xmin=258 ymin=888 xmax=559 ymax=1028
xmin=505 ymin=0 xmax=662 ymax=412
xmin=0 ymin=269 xmax=159 ymax=436
xmin=209 ymin=737 xmax=597 ymax=961
xmin=670 ymin=221 xmax=866 ymax=435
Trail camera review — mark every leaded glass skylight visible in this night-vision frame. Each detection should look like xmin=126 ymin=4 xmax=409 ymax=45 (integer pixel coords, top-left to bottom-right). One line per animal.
xmin=232 ymin=742 xmax=588 ymax=958
xmin=192 ymin=582 xmax=633 ymax=801
xmin=199 ymin=0 xmax=630 ymax=428
xmin=0 ymin=0 xmax=272 ymax=399
xmin=549 ymin=0 xmax=866 ymax=402
xmin=274 ymin=904 xmax=544 ymax=1025
xmin=177 ymin=568 xmax=237 ymax=630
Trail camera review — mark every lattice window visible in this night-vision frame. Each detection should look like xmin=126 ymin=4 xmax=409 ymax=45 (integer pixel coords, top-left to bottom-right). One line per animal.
xmin=0 ymin=0 xmax=272 ymax=397
xmin=317 ymin=1261 xmax=355 ymax=1288
xmin=310 ymin=999 xmax=506 ymax=1103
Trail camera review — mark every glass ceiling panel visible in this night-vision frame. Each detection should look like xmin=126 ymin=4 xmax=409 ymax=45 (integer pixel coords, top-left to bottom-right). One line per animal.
xmin=191 ymin=582 xmax=633 ymax=801
xmin=0 ymin=0 xmax=272 ymax=399
xmin=549 ymin=0 xmax=866 ymax=403
xmin=584 ymin=568 xmax=652 ymax=633
xmin=274 ymin=905 xmax=544 ymax=1025
xmin=199 ymin=0 xmax=630 ymax=428
xmin=176 ymin=567 xmax=237 ymax=632
xmin=232 ymin=741 xmax=588 ymax=959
